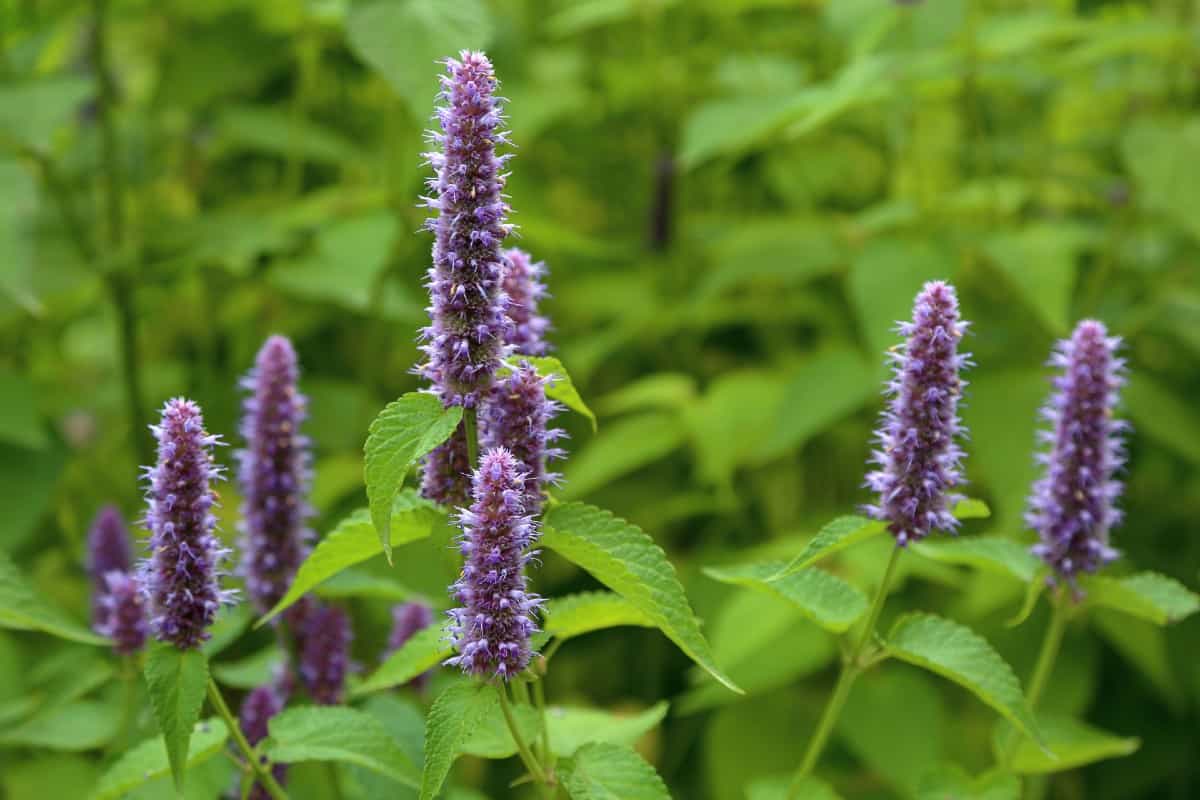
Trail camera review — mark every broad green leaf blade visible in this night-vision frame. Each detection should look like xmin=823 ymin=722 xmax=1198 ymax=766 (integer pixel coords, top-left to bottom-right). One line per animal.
xmin=0 ymin=699 xmax=119 ymax=750
xmin=316 ymin=568 xmax=415 ymax=601
xmin=953 ymin=499 xmax=993 ymax=520
xmin=885 ymin=613 xmax=1041 ymax=745
xmin=747 ymin=776 xmax=844 ymax=800
xmin=772 ymin=516 xmax=886 ymax=579
xmin=542 ymin=502 xmax=740 ymax=693
xmin=354 ymin=623 xmax=450 ymax=696
xmin=561 ymin=412 xmax=687 ymax=501
xmin=998 ymin=714 xmax=1139 ymax=775
xmin=142 ymin=644 xmax=210 ymax=793
xmin=1082 ymin=572 xmax=1200 ymax=625
xmin=916 ymin=765 xmax=1019 ymax=800
xmin=458 ymin=696 xmax=535 ymax=758
xmin=364 ymin=392 xmax=463 ymax=558
xmin=0 ymin=372 xmax=47 ymax=450
xmin=0 ymin=76 xmax=93 ymax=153
xmin=211 ymin=646 xmax=284 ymax=689
xmin=547 ymin=702 xmax=669 ymax=758
xmin=913 ymin=537 xmax=1041 ymax=583
xmin=420 ymin=681 xmax=497 ymax=800
xmin=543 ymin=591 xmax=655 ymax=642
xmin=202 ymin=603 xmax=253 ymax=657
xmin=90 ymin=719 xmax=228 ymax=800
xmin=703 ymin=561 xmax=868 ymax=633
xmin=0 ymin=550 xmax=107 ymax=645
xmin=559 ymin=742 xmax=670 ymax=800
xmin=506 ymin=355 xmax=597 ymax=431
xmin=266 ymin=706 xmax=420 ymax=788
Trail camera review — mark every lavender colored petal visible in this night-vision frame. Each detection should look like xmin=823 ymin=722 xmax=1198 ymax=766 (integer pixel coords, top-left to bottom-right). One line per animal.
xmin=420 ymin=421 xmax=472 ymax=508
xmin=501 ymin=248 xmax=550 ymax=356
xmin=480 ymin=361 xmax=565 ymax=516
xmin=87 ymin=505 xmax=133 ymax=630
xmin=96 ymin=570 xmax=147 ymax=655
xmin=299 ymin=603 xmax=352 ymax=705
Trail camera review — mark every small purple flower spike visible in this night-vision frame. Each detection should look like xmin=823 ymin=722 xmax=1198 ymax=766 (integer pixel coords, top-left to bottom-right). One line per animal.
xmin=239 ymin=685 xmax=288 ymax=800
xmin=446 ymin=448 xmax=542 ymax=681
xmin=300 ymin=603 xmax=352 ymax=705
xmin=87 ymin=505 xmax=133 ymax=630
xmin=97 ymin=571 xmax=148 ymax=655
xmin=864 ymin=281 xmax=970 ymax=545
xmin=480 ymin=361 xmax=566 ymax=516
xmin=501 ymin=248 xmax=550 ymax=357
xmin=420 ymin=423 xmax=472 ymax=508
xmin=1028 ymin=320 xmax=1127 ymax=586
xmin=387 ymin=601 xmax=436 ymax=690
xmin=237 ymin=335 xmax=313 ymax=617
xmin=142 ymin=398 xmax=234 ymax=650
xmin=417 ymin=50 xmax=512 ymax=410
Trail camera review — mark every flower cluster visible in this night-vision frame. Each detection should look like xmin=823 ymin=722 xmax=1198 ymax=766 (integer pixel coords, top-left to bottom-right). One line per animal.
xmin=96 ymin=571 xmax=147 ymax=655
xmin=387 ymin=601 xmax=435 ymax=690
xmin=87 ymin=505 xmax=133 ymax=630
xmin=300 ymin=603 xmax=353 ymax=705
xmin=238 ymin=685 xmax=288 ymax=800
xmin=501 ymin=248 xmax=550 ymax=357
xmin=480 ymin=361 xmax=565 ymax=516
xmin=421 ymin=424 xmax=472 ymax=508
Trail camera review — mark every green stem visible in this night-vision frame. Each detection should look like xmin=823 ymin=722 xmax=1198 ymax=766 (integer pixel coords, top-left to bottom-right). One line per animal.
xmin=207 ymin=678 xmax=290 ymax=800
xmin=464 ymin=407 xmax=479 ymax=466
xmin=497 ymin=684 xmax=549 ymax=786
xmin=106 ymin=655 xmax=139 ymax=756
xmin=1001 ymin=591 xmax=1068 ymax=768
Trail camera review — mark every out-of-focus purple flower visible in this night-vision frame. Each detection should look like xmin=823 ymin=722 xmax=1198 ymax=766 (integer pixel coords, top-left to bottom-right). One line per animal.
xmin=299 ymin=603 xmax=352 ymax=705
xmin=417 ymin=51 xmax=512 ymax=410
xmin=446 ymin=448 xmax=541 ymax=681
xmin=864 ymin=281 xmax=970 ymax=545
xmin=238 ymin=684 xmax=287 ymax=800
xmin=96 ymin=571 xmax=147 ymax=655
xmin=237 ymin=335 xmax=313 ymax=617
xmin=501 ymin=248 xmax=550 ymax=357
xmin=87 ymin=505 xmax=133 ymax=630
xmin=480 ymin=362 xmax=565 ymax=516
xmin=387 ymin=601 xmax=435 ymax=691
xmin=421 ymin=423 xmax=472 ymax=508
xmin=142 ymin=398 xmax=233 ymax=650
xmin=1028 ymin=320 xmax=1127 ymax=585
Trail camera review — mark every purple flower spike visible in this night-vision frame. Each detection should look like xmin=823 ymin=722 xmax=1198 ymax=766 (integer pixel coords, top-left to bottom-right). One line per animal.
xmin=300 ymin=603 xmax=352 ymax=705
xmin=446 ymin=448 xmax=542 ymax=681
xmin=864 ymin=281 xmax=970 ymax=545
xmin=417 ymin=50 xmax=512 ymax=410
xmin=239 ymin=685 xmax=288 ymax=800
xmin=237 ymin=335 xmax=313 ymax=617
xmin=501 ymin=248 xmax=550 ymax=357
xmin=1028 ymin=320 xmax=1127 ymax=585
xmin=480 ymin=362 xmax=566 ymax=516
xmin=387 ymin=601 xmax=436 ymax=690
xmin=421 ymin=423 xmax=472 ymax=508
xmin=87 ymin=505 xmax=133 ymax=630
xmin=142 ymin=398 xmax=233 ymax=650
xmin=97 ymin=571 xmax=148 ymax=655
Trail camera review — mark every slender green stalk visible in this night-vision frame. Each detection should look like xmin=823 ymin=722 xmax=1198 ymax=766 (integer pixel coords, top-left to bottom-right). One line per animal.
xmin=1001 ymin=590 xmax=1068 ymax=767
xmin=496 ymin=684 xmax=548 ymax=786
xmin=532 ymin=676 xmax=552 ymax=766
xmin=464 ymin=407 xmax=479 ymax=466
xmin=106 ymin=655 xmax=140 ymax=756
xmin=207 ymin=678 xmax=290 ymax=800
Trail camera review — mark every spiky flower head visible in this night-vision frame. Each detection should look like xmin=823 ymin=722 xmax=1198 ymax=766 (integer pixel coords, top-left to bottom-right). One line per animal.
xmin=237 ymin=335 xmax=313 ymax=616
xmin=299 ymin=603 xmax=352 ymax=705
xmin=1028 ymin=320 xmax=1127 ymax=585
xmin=387 ymin=601 xmax=436 ymax=690
xmin=421 ymin=423 xmax=472 ymax=508
xmin=96 ymin=571 xmax=147 ymax=655
xmin=501 ymin=248 xmax=550 ymax=357
xmin=87 ymin=505 xmax=133 ymax=629
xmin=864 ymin=281 xmax=970 ymax=545
xmin=238 ymin=685 xmax=288 ymax=800
xmin=480 ymin=362 xmax=565 ymax=516
xmin=446 ymin=448 xmax=542 ymax=680
xmin=417 ymin=50 xmax=512 ymax=409
xmin=142 ymin=398 xmax=233 ymax=649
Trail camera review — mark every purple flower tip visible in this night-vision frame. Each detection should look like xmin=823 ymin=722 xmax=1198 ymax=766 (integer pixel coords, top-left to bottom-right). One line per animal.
xmin=446 ymin=447 xmax=542 ymax=681
xmin=300 ymin=603 xmax=352 ymax=705
xmin=387 ymin=601 xmax=436 ymax=691
xmin=142 ymin=398 xmax=234 ymax=650
xmin=864 ymin=281 xmax=970 ymax=545
xmin=421 ymin=422 xmax=472 ymax=508
xmin=87 ymin=505 xmax=133 ymax=630
xmin=96 ymin=571 xmax=148 ymax=655
xmin=1028 ymin=320 xmax=1127 ymax=586
xmin=502 ymin=248 xmax=551 ymax=356
xmin=238 ymin=684 xmax=288 ymax=799
xmin=237 ymin=335 xmax=313 ymax=617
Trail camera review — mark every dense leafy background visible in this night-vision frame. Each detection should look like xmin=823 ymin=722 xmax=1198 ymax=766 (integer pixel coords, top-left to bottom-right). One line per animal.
xmin=3 ymin=0 xmax=1200 ymax=798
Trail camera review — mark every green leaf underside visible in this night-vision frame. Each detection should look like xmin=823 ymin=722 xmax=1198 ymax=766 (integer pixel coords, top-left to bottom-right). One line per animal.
xmin=90 ymin=719 xmax=228 ymax=800
xmin=354 ymin=623 xmax=450 ymax=696
xmin=916 ymin=764 xmax=1019 ymax=800
xmin=885 ymin=613 xmax=1041 ymax=746
xmin=559 ymin=742 xmax=671 ymax=800
xmin=543 ymin=591 xmax=656 ymax=641
xmin=266 ymin=705 xmax=420 ymax=788
xmin=913 ymin=537 xmax=1041 ymax=583
xmin=1082 ymin=572 xmax=1200 ymax=625
xmin=0 ymin=549 xmax=107 ymax=645
xmin=1000 ymin=714 xmax=1139 ymax=775
xmin=143 ymin=643 xmax=209 ymax=792
xmin=364 ymin=392 xmax=462 ymax=558
xmin=504 ymin=355 xmax=597 ymax=431
xmin=419 ymin=681 xmax=497 ymax=800
xmin=704 ymin=561 xmax=868 ymax=633
xmin=547 ymin=702 xmax=670 ymax=757
xmin=747 ymin=776 xmax=844 ymax=800
xmin=542 ymin=502 xmax=741 ymax=693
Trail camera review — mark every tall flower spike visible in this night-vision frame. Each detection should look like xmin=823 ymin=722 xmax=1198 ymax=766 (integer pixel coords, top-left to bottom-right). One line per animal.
xmin=142 ymin=398 xmax=233 ymax=649
xmin=237 ymin=335 xmax=313 ymax=616
xmin=97 ymin=571 xmax=148 ymax=655
xmin=1028 ymin=320 xmax=1127 ymax=586
xmin=238 ymin=685 xmax=288 ymax=800
xmin=417 ymin=50 xmax=512 ymax=409
xmin=299 ymin=603 xmax=352 ymax=705
xmin=480 ymin=361 xmax=565 ymax=516
xmin=87 ymin=505 xmax=133 ymax=630
xmin=446 ymin=448 xmax=542 ymax=680
xmin=501 ymin=248 xmax=550 ymax=357
xmin=421 ymin=423 xmax=472 ymax=508
xmin=387 ymin=601 xmax=435 ymax=691
xmin=864 ymin=281 xmax=970 ymax=545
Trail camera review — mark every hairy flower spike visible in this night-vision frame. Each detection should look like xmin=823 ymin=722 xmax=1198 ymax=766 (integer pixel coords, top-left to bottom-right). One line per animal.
xmin=300 ymin=603 xmax=352 ymax=705
xmin=501 ymin=248 xmax=550 ymax=356
xmin=238 ymin=685 xmax=287 ymax=800
xmin=387 ymin=601 xmax=435 ymax=690
xmin=417 ymin=50 xmax=512 ymax=409
xmin=87 ymin=505 xmax=133 ymax=630
xmin=446 ymin=448 xmax=542 ymax=680
xmin=480 ymin=362 xmax=566 ymax=516
xmin=1028 ymin=320 xmax=1127 ymax=585
xmin=864 ymin=281 xmax=970 ymax=545
xmin=142 ymin=398 xmax=233 ymax=649
xmin=237 ymin=335 xmax=313 ymax=617
xmin=97 ymin=571 xmax=148 ymax=655
xmin=421 ymin=423 xmax=472 ymax=508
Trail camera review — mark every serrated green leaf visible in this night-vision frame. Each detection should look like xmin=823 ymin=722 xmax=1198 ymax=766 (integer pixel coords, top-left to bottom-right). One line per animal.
xmin=917 ymin=764 xmax=1019 ymax=800
xmin=561 ymin=412 xmax=686 ymax=500
xmin=0 ymin=550 xmax=107 ymax=645
xmin=506 ymin=355 xmax=597 ymax=431
xmin=999 ymin=714 xmax=1139 ymax=775
xmin=559 ymin=741 xmax=670 ymax=800
xmin=747 ymin=775 xmax=843 ymax=800
xmin=266 ymin=705 xmax=420 ymax=787
xmin=90 ymin=719 xmax=228 ymax=800
xmin=143 ymin=643 xmax=209 ymax=793
xmin=211 ymin=646 xmax=284 ymax=689
xmin=885 ymin=613 xmax=1041 ymax=745
xmin=458 ymin=695 xmax=535 ymax=758
xmin=542 ymin=502 xmax=740 ymax=693
xmin=547 ymin=702 xmax=669 ymax=757
xmin=1083 ymin=572 xmax=1200 ymax=625
xmin=704 ymin=561 xmax=868 ymax=633
xmin=543 ymin=591 xmax=655 ymax=642
xmin=420 ymin=681 xmax=497 ymax=800
xmin=913 ymin=537 xmax=1041 ymax=582
xmin=364 ymin=392 xmax=463 ymax=559
xmin=354 ymin=622 xmax=449 ymax=696
xmin=0 ymin=699 xmax=119 ymax=750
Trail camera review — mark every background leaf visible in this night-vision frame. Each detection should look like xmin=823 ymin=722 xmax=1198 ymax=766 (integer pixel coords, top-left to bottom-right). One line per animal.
xmin=419 ymin=681 xmax=497 ymax=800
xmin=0 ymin=550 xmax=106 ymax=645
xmin=266 ymin=705 xmax=420 ymax=788
xmin=90 ymin=719 xmax=228 ymax=800
xmin=1000 ymin=714 xmax=1139 ymax=775
xmin=559 ymin=741 xmax=671 ymax=800
xmin=703 ymin=561 xmax=868 ymax=633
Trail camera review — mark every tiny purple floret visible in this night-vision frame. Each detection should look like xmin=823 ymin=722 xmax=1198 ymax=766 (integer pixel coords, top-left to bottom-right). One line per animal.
xmin=96 ymin=571 xmax=148 ymax=655
xmin=421 ymin=423 xmax=472 ymax=508
xmin=87 ymin=505 xmax=133 ymax=630
xmin=299 ymin=603 xmax=352 ymax=705
xmin=501 ymin=248 xmax=550 ymax=357
xmin=480 ymin=361 xmax=565 ymax=516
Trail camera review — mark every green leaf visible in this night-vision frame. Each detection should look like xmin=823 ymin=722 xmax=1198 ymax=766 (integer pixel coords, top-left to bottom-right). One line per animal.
xmin=885 ymin=613 xmax=1041 ymax=746
xmin=982 ymin=224 xmax=1094 ymax=335
xmin=420 ymin=681 xmax=498 ymax=800
xmin=747 ymin=775 xmax=843 ymax=800
xmin=142 ymin=643 xmax=210 ymax=793
xmin=1082 ymin=572 xmax=1200 ymax=626
xmin=547 ymin=702 xmax=669 ymax=758
xmin=700 ymin=218 xmax=843 ymax=298
xmin=596 ymin=373 xmax=696 ymax=416
xmin=90 ymin=719 xmax=228 ymax=800
xmin=1123 ymin=373 xmax=1200 ymax=464
xmin=266 ymin=706 xmax=420 ymax=788
xmin=0 ymin=372 xmax=47 ymax=450
xmin=917 ymin=764 xmax=1019 ymax=800
xmin=506 ymin=355 xmax=597 ymax=431
xmin=559 ymin=742 xmax=671 ymax=800
xmin=686 ymin=370 xmax=790 ymax=486
xmin=0 ymin=699 xmax=119 ymax=750
xmin=1091 ymin=610 xmax=1185 ymax=709
xmin=0 ymin=76 xmax=93 ymax=152
xmin=458 ymin=696 xmax=535 ymax=759
xmin=211 ymin=646 xmax=284 ymax=689
xmin=1122 ymin=118 xmax=1200 ymax=244
xmin=772 ymin=516 xmax=886 ymax=579
xmin=543 ymin=591 xmax=655 ymax=642
xmin=364 ymin=392 xmax=463 ymax=559
xmin=542 ymin=502 xmax=740 ymax=693
xmin=999 ymin=714 xmax=1139 ymax=775
xmin=216 ymin=104 xmax=365 ymax=165
xmin=354 ymin=622 xmax=449 ymax=696
xmin=0 ymin=550 xmax=106 ymax=645
xmin=913 ymin=537 xmax=1041 ymax=582
xmin=201 ymin=603 xmax=253 ymax=657
xmin=316 ymin=568 xmax=415 ymax=601
xmin=703 ymin=561 xmax=868 ymax=633
xmin=680 ymin=94 xmax=811 ymax=169
xmin=562 ymin=412 xmax=686 ymax=500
